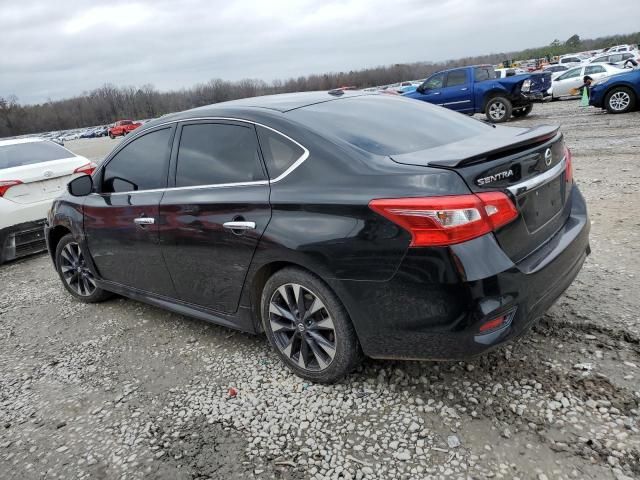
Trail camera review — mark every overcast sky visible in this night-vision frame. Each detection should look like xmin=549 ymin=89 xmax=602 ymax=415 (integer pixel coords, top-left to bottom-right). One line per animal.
xmin=2 ymin=0 xmax=638 ymax=104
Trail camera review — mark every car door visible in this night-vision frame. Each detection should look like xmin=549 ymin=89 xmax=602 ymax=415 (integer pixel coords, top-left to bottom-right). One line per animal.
xmin=159 ymin=120 xmax=271 ymax=314
xmin=584 ymin=64 xmax=608 ymax=81
xmin=414 ymin=72 xmax=446 ymax=105
xmin=440 ymin=69 xmax=473 ymax=112
xmin=84 ymin=125 xmax=177 ymax=297
xmin=554 ymin=67 xmax=583 ymax=97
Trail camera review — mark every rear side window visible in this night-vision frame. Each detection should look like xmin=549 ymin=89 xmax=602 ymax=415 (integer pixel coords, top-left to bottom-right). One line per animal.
xmin=585 ymin=65 xmax=605 ymax=75
xmin=0 ymin=141 xmax=72 ymax=169
xmin=445 ymin=70 xmax=467 ymax=87
xmin=289 ymin=95 xmax=492 ymax=156
xmin=610 ymin=54 xmax=623 ymax=63
xmin=256 ymin=126 xmax=304 ymax=179
xmin=176 ymin=123 xmax=265 ymax=187
xmin=591 ymin=56 xmax=607 ymax=63
xmin=102 ymin=128 xmax=172 ymax=193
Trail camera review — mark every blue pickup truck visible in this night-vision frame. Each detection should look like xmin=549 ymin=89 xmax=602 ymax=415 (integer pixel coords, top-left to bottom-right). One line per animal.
xmin=403 ymin=65 xmax=552 ymax=123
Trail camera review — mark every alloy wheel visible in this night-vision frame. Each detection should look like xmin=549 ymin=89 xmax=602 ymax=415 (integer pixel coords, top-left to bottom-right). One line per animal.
xmin=609 ymin=91 xmax=631 ymax=111
xmin=488 ymin=101 xmax=506 ymax=120
xmin=59 ymin=242 xmax=96 ymax=297
xmin=269 ymin=283 xmax=336 ymax=371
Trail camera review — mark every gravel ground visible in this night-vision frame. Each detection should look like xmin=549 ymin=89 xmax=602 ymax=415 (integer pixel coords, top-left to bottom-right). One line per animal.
xmin=1 ymin=100 xmax=639 ymax=480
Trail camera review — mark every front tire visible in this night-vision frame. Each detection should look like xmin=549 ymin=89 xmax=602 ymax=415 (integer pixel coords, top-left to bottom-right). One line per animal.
xmin=55 ymin=234 xmax=112 ymax=303
xmin=109 ymin=133 xmax=115 ymax=139
xmin=605 ymin=87 xmax=636 ymax=114
xmin=485 ymin=96 xmax=512 ymax=123
xmin=512 ymin=104 xmax=533 ymax=118
xmin=261 ymin=267 xmax=362 ymax=383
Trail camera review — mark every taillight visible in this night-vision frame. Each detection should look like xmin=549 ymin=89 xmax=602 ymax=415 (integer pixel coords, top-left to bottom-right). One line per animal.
xmin=0 ymin=180 xmax=23 ymax=197
xmin=564 ymin=146 xmax=573 ymax=184
xmin=369 ymin=192 xmax=518 ymax=247
xmin=74 ymin=162 xmax=96 ymax=176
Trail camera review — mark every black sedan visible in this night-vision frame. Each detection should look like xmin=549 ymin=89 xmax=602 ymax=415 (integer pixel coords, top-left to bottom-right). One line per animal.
xmin=45 ymin=91 xmax=590 ymax=383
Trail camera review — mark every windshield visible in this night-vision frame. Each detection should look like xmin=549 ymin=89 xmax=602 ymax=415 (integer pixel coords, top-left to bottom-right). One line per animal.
xmin=0 ymin=141 xmax=73 ymax=170
xmin=288 ymin=95 xmax=492 ymax=156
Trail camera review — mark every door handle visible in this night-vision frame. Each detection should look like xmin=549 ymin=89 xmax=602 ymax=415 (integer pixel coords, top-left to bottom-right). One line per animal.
xmin=432 ymin=92 xmax=440 ymax=95
xmin=134 ymin=217 xmax=155 ymax=225
xmin=223 ymin=221 xmax=256 ymax=231
xmin=460 ymin=87 xmax=468 ymax=91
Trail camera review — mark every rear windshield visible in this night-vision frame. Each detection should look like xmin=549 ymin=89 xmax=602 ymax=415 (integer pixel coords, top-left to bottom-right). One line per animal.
xmin=0 ymin=141 xmax=72 ymax=170
xmin=288 ymin=95 xmax=491 ymax=156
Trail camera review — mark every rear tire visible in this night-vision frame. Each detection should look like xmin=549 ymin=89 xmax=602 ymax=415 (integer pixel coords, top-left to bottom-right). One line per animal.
xmin=261 ymin=267 xmax=362 ymax=383
xmin=512 ymin=104 xmax=533 ymax=118
xmin=604 ymin=87 xmax=636 ymax=114
xmin=485 ymin=96 xmax=512 ymax=123
xmin=55 ymin=234 xmax=112 ymax=303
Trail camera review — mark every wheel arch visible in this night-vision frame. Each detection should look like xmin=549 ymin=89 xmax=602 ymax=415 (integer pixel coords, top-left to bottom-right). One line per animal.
xmin=47 ymin=225 xmax=71 ymax=262
xmin=603 ymin=83 xmax=638 ymax=104
xmin=481 ymin=89 xmax=510 ymax=112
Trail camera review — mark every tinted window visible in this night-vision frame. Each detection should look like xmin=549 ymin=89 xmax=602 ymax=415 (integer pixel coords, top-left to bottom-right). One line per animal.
xmin=622 ymin=53 xmax=634 ymax=60
xmin=102 ymin=128 xmax=172 ymax=193
xmin=591 ymin=56 xmax=607 ymax=63
xmin=289 ymin=95 xmax=492 ymax=156
xmin=446 ymin=70 xmax=467 ymax=87
xmin=257 ymin=126 xmax=304 ymax=179
xmin=609 ymin=54 xmax=623 ymax=63
xmin=474 ymin=67 xmax=496 ymax=81
xmin=585 ymin=65 xmax=605 ymax=75
xmin=558 ymin=68 xmax=581 ymax=80
xmin=176 ymin=123 xmax=265 ymax=187
xmin=0 ymin=141 xmax=73 ymax=170
xmin=424 ymin=73 xmax=444 ymax=89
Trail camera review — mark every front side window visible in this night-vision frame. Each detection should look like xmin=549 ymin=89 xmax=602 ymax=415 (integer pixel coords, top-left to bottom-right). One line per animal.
xmin=474 ymin=67 xmax=496 ymax=82
xmin=445 ymin=70 xmax=467 ymax=87
xmin=175 ymin=123 xmax=265 ymax=187
xmin=423 ymin=73 xmax=444 ymax=89
xmin=609 ymin=54 xmax=623 ymax=63
xmin=557 ymin=68 xmax=581 ymax=80
xmin=102 ymin=128 xmax=172 ymax=193
xmin=256 ymin=126 xmax=304 ymax=179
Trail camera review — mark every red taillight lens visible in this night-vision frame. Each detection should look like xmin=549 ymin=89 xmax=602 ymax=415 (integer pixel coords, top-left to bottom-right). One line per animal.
xmin=0 ymin=180 xmax=23 ymax=197
xmin=479 ymin=315 xmax=507 ymax=332
xmin=74 ymin=162 xmax=96 ymax=176
xmin=369 ymin=192 xmax=518 ymax=247
xmin=564 ymin=146 xmax=573 ymax=184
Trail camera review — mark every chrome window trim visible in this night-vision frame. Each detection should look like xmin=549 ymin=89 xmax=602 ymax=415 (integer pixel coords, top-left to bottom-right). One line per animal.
xmin=95 ymin=117 xmax=310 ymax=196
xmin=507 ymin=157 xmax=566 ymax=196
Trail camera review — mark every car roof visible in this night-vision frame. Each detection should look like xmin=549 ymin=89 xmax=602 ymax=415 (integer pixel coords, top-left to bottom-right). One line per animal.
xmin=0 ymin=137 xmax=46 ymax=147
xmin=190 ymin=90 xmax=376 ymax=114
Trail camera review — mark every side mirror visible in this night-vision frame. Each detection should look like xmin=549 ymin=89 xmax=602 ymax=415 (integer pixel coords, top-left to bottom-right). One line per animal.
xmin=417 ymin=85 xmax=426 ymax=93
xmin=68 ymin=175 xmax=93 ymax=196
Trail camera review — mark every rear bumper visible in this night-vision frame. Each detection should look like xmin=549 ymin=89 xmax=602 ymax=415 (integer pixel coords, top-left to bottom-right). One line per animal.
xmin=333 ymin=186 xmax=590 ymax=360
xmin=0 ymin=219 xmax=48 ymax=263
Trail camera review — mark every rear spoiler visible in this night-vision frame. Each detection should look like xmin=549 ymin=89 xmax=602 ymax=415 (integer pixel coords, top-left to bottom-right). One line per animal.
xmin=391 ymin=125 xmax=560 ymax=168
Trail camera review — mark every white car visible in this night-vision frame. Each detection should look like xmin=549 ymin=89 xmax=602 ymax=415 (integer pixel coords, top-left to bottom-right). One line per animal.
xmin=0 ymin=138 xmax=94 ymax=263
xmin=550 ymin=63 xmax=624 ymax=99
xmin=589 ymin=51 xmax=639 ymax=68
xmin=557 ymin=54 xmax=588 ymax=67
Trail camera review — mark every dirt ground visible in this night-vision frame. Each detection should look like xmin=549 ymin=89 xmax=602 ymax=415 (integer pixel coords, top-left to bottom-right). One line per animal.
xmin=0 ymin=100 xmax=639 ymax=480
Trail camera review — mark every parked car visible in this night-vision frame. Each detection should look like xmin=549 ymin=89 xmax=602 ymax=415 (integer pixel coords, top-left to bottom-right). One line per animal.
xmin=589 ymin=68 xmax=639 ymax=114
xmin=108 ymin=120 xmax=142 ymax=139
xmin=558 ymin=55 xmax=588 ymax=67
xmin=550 ymin=63 xmax=624 ymax=99
xmin=403 ymin=65 xmax=552 ymax=123
xmin=45 ymin=91 xmax=590 ymax=382
xmin=94 ymin=126 xmax=109 ymax=137
xmin=588 ymin=51 xmax=639 ymax=68
xmin=0 ymin=138 xmax=94 ymax=263
xmin=494 ymin=68 xmax=527 ymax=78
xmin=543 ymin=64 xmax=569 ymax=79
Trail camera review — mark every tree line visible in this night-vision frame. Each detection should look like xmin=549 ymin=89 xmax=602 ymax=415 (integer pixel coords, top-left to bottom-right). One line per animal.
xmin=1 ymin=31 xmax=638 ymax=138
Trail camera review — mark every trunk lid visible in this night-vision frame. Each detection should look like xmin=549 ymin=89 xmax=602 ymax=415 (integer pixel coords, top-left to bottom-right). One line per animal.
xmin=391 ymin=125 xmax=571 ymax=263
xmin=1 ymin=156 xmax=88 ymax=204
